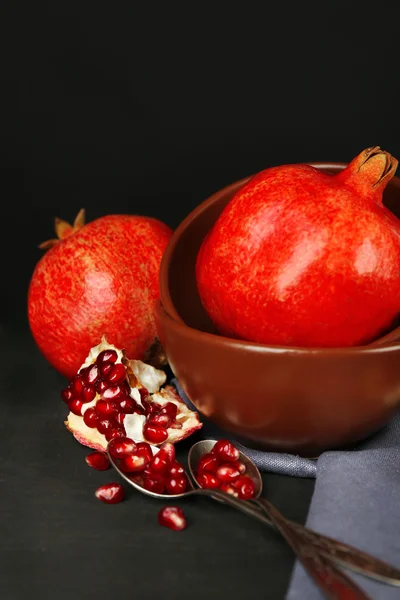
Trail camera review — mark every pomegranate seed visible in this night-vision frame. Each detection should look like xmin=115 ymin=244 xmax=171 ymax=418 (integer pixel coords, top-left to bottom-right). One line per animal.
xmin=143 ymin=474 xmax=165 ymax=494
xmin=147 ymin=413 xmax=172 ymax=428
xmin=197 ymin=453 xmax=219 ymax=474
xmin=159 ymin=402 xmax=178 ymax=419
xmin=167 ymin=461 xmax=185 ymax=477
xmin=119 ymin=398 xmax=136 ymax=413
xmin=143 ymin=424 xmax=168 ymax=444
xmin=79 ymin=365 xmax=89 ymax=377
xmin=102 ymin=385 xmax=126 ymax=401
xmin=120 ymin=380 xmax=131 ymax=395
xmin=100 ymin=361 xmax=114 ymax=378
xmin=170 ymin=421 xmax=183 ymax=429
xmin=96 ymin=379 xmax=108 ymax=394
xmin=61 ymin=387 xmax=73 ymax=403
xmin=233 ymin=476 xmax=256 ymax=500
xmin=129 ymin=474 xmax=145 ymax=487
xmin=97 ymin=418 xmax=115 ymax=435
xmin=105 ymin=427 xmax=126 ymax=442
xmin=198 ymin=473 xmax=220 ymax=489
xmin=121 ymin=453 xmax=148 ymax=472
xmin=83 ymin=406 xmax=99 ymax=428
xmin=106 ymin=363 xmax=126 ymax=384
xmin=96 ymin=349 xmax=118 ymax=364
xmin=220 ymin=483 xmax=239 ymax=497
xmin=71 ymin=375 xmax=85 ymax=396
xmin=96 ymin=400 xmax=118 ymax=416
xmin=135 ymin=442 xmax=153 ymax=463
xmin=108 ymin=437 xmax=137 ymax=458
xmin=83 ymin=363 xmax=100 ymax=384
xmin=213 ymin=439 xmax=240 ymax=462
xmin=159 ymin=442 xmax=175 ymax=463
xmin=116 ymin=413 xmax=126 ymax=425
xmin=142 ymin=400 xmax=162 ymax=416
xmin=95 ymin=482 xmax=124 ymax=504
xmin=81 ymin=383 xmax=96 ymax=403
xmin=134 ymin=403 xmax=146 ymax=415
xmin=139 ymin=388 xmax=149 ymax=402
xmin=96 ymin=379 xmax=109 ymax=394
xmin=68 ymin=398 xmax=84 ymax=416
xmin=165 ymin=475 xmax=187 ymax=495
xmin=158 ymin=506 xmax=187 ymax=531
xmin=148 ymin=450 xmax=170 ymax=474
xmin=216 ymin=464 xmax=241 ymax=483
xmin=231 ymin=460 xmax=246 ymax=475
xmin=85 ymin=451 xmax=110 ymax=471
xmin=143 ymin=463 xmax=153 ymax=477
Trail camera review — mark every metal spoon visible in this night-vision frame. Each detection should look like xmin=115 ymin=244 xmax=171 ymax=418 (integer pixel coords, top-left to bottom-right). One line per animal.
xmin=108 ymin=443 xmax=371 ymax=599
xmin=189 ymin=441 xmax=400 ymax=588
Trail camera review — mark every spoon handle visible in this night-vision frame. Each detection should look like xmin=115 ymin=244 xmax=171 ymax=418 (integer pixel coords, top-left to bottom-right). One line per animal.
xmin=192 ymin=489 xmax=371 ymax=600
xmin=258 ymin=498 xmax=372 ymax=600
xmin=253 ymin=498 xmax=400 ymax=586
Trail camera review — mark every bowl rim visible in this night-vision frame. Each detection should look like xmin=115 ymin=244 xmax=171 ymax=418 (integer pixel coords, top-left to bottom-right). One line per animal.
xmin=159 ymin=161 xmax=400 ymax=353
xmin=156 ymin=301 xmax=400 ymax=356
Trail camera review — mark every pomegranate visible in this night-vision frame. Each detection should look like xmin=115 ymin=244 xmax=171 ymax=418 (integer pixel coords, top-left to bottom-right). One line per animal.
xmin=196 ymin=147 xmax=400 ymax=347
xmin=95 ymin=483 xmax=125 ymax=504
xmin=196 ymin=440 xmax=256 ymax=500
xmin=64 ymin=338 xmax=202 ymax=452
xmin=28 ymin=209 xmax=172 ymax=378
xmin=158 ymin=506 xmax=187 ymax=531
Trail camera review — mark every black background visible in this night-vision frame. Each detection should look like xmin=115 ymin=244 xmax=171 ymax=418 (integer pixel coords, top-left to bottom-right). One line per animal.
xmin=1 ymin=1 xmax=400 ymax=598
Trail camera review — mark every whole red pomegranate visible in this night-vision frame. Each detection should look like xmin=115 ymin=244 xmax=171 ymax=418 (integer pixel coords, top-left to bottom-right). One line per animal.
xmin=28 ymin=210 xmax=172 ymax=377
xmin=196 ymin=147 xmax=400 ymax=347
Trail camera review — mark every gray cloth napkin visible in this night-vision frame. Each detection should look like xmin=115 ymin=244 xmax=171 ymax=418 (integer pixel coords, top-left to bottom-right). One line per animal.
xmin=286 ymin=412 xmax=400 ymax=599
xmin=173 ymin=378 xmax=400 ymax=598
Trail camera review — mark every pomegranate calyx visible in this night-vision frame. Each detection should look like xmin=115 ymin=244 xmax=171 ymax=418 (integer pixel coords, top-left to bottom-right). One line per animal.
xmin=39 ymin=208 xmax=86 ymax=251
xmin=339 ymin=146 xmax=398 ymax=200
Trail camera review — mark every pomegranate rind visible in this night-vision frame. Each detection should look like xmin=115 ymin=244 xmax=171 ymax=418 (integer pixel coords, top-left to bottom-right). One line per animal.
xmin=64 ymin=337 xmax=202 ymax=451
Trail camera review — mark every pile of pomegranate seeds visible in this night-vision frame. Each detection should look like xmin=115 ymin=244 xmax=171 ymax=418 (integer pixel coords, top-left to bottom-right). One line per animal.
xmin=158 ymin=506 xmax=187 ymax=531
xmin=61 ymin=349 xmax=185 ymax=445
xmin=109 ymin=438 xmax=189 ymax=496
xmin=196 ymin=439 xmax=256 ymax=500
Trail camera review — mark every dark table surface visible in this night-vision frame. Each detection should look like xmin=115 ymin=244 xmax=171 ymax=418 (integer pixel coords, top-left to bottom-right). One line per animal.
xmin=3 ymin=3 xmax=399 ymax=597
xmin=1 ymin=320 xmax=315 ymax=600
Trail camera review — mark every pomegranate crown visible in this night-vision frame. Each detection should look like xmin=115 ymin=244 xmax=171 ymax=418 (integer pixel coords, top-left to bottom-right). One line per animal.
xmin=39 ymin=208 xmax=86 ymax=250
xmin=338 ymin=147 xmax=398 ymax=201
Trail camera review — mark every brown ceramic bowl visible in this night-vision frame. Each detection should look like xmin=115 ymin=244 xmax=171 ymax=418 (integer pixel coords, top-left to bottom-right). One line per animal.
xmin=155 ymin=163 xmax=400 ymax=454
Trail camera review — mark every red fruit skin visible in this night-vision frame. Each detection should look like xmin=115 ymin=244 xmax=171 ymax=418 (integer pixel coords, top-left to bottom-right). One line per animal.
xmin=28 ymin=214 xmax=172 ymax=378
xmin=196 ymin=153 xmax=400 ymax=347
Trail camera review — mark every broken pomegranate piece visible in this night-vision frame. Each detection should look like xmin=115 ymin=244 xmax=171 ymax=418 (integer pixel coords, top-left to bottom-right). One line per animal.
xmin=196 ymin=440 xmax=256 ymax=500
xmin=158 ymin=506 xmax=187 ymax=531
xmin=64 ymin=337 xmax=202 ymax=452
